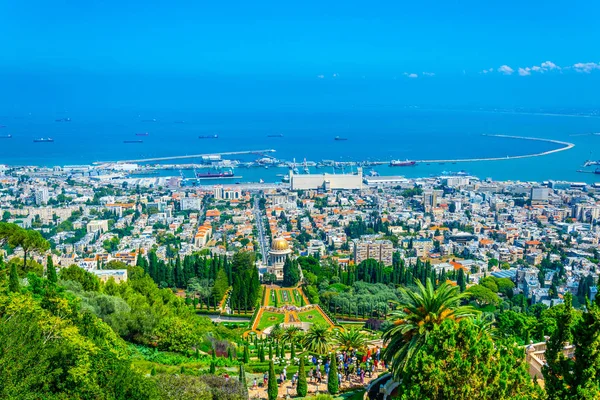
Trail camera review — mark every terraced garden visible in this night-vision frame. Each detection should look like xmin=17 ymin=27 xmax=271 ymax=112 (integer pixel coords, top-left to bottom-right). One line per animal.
xmin=297 ymin=308 xmax=330 ymax=326
xmin=256 ymin=311 xmax=285 ymax=331
xmin=266 ymin=287 xmax=306 ymax=307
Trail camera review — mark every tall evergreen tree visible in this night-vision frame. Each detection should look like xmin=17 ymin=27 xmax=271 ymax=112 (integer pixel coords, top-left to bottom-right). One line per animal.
xmin=327 ymin=354 xmax=339 ymax=394
xmin=239 ymin=362 xmax=247 ymax=388
xmin=543 ymin=292 xmax=574 ymax=399
xmin=8 ymin=263 xmax=20 ymax=293
xmin=297 ymin=357 xmax=308 ymax=397
xmin=46 ymin=254 xmax=57 ymax=283
xmin=457 ymin=268 xmax=466 ymax=292
xmin=267 ymin=360 xmax=278 ymax=400
xmin=243 ymin=345 xmax=250 ymax=364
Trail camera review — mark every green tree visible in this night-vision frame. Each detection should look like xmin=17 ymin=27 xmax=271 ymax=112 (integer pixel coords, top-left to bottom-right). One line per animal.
xmin=543 ymin=293 xmax=574 ymax=399
xmin=334 ymin=328 xmax=368 ymax=351
xmin=239 ymin=362 xmax=247 ymax=388
xmin=243 ymin=344 xmax=250 ymax=364
xmin=466 ymin=284 xmax=501 ymax=307
xmin=302 ymin=324 xmax=332 ymax=355
xmin=456 ymin=268 xmax=466 ymax=292
xmin=46 ymin=255 xmax=57 ymax=283
xmin=327 ymin=354 xmax=339 ymax=394
xmin=397 ymin=318 xmax=542 ymax=399
xmin=297 ymin=357 xmax=308 ymax=397
xmin=8 ymin=263 xmax=20 ymax=293
xmin=59 ymin=265 xmax=101 ymax=291
xmin=267 ymin=360 xmax=278 ymax=400
xmin=383 ymin=279 xmax=478 ymax=378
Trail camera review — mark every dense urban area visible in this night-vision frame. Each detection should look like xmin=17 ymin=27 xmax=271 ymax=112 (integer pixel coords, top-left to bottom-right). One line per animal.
xmin=1 ymin=163 xmax=600 ymax=400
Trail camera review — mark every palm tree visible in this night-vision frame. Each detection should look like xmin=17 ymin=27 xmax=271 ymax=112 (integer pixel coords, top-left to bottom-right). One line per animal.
xmin=283 ymin=326 xmax=301 ymax=344
xmin=302 ymin=324 xmax=331 ymax=355
xmin=383 ymin=279 xmax=478 ymax=379
xmin=270 ymin=324 xmax=284 ymax=343
xmin=334 ymin=328 xmax=369 ymax=352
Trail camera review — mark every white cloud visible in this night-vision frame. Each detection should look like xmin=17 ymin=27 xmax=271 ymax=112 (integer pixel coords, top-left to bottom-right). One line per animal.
xmin=540 ymin=61 xmax=559 ymax=70
xmin=422 ymin=72 xmax=435 ymax=76
xmin=518 ymin=67 xmax=531 ymax=76
xmin=573 ymin=62 xmax=600 ymax=73
xmin=316 ymin=74 xmax=325 ymax=79
xmin=403 ymin=73 xmax=418 ymax=78
xmin=531 ymin=66 xmax=542 ymax=72
xmin=332 ymin=73 xmax=338 ymax=78
xmin=498 ymin=65 xmax=514 ymax=75
xmin=480 ymin=68 xmax=494 ymax=74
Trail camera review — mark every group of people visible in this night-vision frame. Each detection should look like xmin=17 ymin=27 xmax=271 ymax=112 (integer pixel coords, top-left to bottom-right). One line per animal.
xmin=250 ymin=347 xmax=386 ymax=394
xmin=307 ymin=347 xmax=385 ymax=386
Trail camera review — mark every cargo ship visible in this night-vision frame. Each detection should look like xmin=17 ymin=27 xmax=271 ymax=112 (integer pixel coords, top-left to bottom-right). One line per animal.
xmin=196 ymin=170 xmax=234 ymax=179
xmin=199 ymin=134 xmax=218 ymax=139
xmin=390 ymin=159 xmax=417 ymax=167
xmin=34 ymin=138 xmax=54 ymax=143
xmin=0 ymin=134 xmax=12 ymax=139
xmin=334 ymin=136 xmax=348 ymax=141
xmin=135 ymin=132 xmax=149 ymax=136
xmin=124 ymin=140 xmax=143 ymax=143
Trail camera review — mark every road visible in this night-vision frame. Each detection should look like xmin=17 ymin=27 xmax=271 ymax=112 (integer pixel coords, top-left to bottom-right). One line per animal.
xmin=253 ymin=196 xmax=269 ymax=262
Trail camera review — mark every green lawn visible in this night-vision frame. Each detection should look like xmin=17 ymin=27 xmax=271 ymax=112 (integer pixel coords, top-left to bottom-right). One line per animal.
xmin=267 ymin=288 xmax=305 ymax=307
xmin=256 ymin=311 xmax=285 ymax=331
xmin=297 ymin=309 xmax=328 ymax=325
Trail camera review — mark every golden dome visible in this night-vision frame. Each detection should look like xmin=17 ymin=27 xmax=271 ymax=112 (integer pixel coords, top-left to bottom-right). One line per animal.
xmin=271 ymin=237 xmax=289 ymax=251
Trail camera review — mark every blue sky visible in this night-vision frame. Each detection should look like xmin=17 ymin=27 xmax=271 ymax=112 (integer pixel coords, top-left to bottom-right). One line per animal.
xmin=1 ymin=0 xmax=599 ymax=110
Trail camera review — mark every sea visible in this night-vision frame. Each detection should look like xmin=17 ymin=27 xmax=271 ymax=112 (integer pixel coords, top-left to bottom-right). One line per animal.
xmin=1 ymin=108 xmax=599 ymax=184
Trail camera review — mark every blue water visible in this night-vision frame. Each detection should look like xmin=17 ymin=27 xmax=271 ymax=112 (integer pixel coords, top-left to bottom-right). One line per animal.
xmin=1 ymin=108 xmax=599 ymax=183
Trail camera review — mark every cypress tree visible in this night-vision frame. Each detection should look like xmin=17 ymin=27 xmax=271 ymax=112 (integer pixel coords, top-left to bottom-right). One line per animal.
xmin=46 ymin=254 xmax=57 ymax=283
xmin=239 ymin=362 xmax=247 ymax=387
xmin=457 ymin=268 xmax=466 ymax=292
xmin=297 ymin=357 xmax=308 ymax=397
xmin=269 ymin=343 xmax=273 ymax=359
xmin=243 ymin=345 xmax=250 ymax=364
xmin=9 ymin=263 xmax=20 ymax=293
xmin=267 ymin=360 xmax=278 ymax=400
xmin=543 ymin=292 xmax=574 ymax=399
xmin=328 ymin=354 xmax=339 ymax=394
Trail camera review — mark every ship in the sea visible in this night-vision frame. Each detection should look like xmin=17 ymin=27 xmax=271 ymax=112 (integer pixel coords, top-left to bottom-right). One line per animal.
xmin=199 ymin=134 xmax=218 ymax=139
xmin=0 ymin=134 xmax=12 ymax=139
xmin=135 ymin=132 xmax=149 ymax=136
xmin=55 ymin=118 xmax=71 ymax=122
xmin=267 ymin=134 xmax=284 ymax=137
xmin=33 ymin=138 xmax=54 ymax=143
xmin=390 ymin=159 xmax=417 ymax=167
xmin=196 ymin=170 xmax=234 ymax=179
xmin=124 ymin=140 xmax=143 ymax=143
xmin=334 ymin=136 xmax=348 ymax=141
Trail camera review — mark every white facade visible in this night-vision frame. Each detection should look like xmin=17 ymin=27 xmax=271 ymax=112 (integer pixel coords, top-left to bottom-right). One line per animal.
xmin=290 ymin=168 xmax=363 ymax=191
xmin=35 ymin=188 xmax=49 ymax=205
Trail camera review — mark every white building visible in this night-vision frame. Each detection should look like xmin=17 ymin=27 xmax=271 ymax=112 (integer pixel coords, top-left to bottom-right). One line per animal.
xmin=290 ymin=168 xmax=363 ymax=191
xmin=180 ymin=197 xmax=202 ymax=211
xmin=214 ymin=186 xmax=242 ymax=200
xmin=35 ymin=187 xmax=49 ymax=205
xmin=86 ymin=220 xmax=109 ymax=234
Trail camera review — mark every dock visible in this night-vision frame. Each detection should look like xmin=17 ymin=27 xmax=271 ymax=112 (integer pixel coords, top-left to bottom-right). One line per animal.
xmin=414 ymin=135 xmax=574 ymax=164
xmin=94 ymin=149 xmax=276 ymax=165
